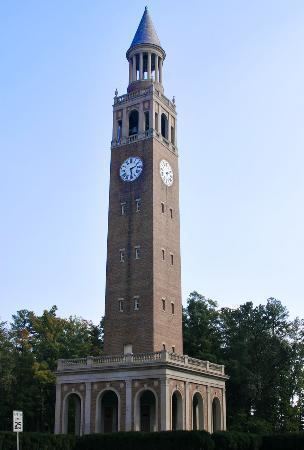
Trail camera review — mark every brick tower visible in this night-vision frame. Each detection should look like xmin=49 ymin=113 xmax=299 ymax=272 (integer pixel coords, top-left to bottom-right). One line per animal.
xmin=55 ymin=8 xmax=227 ymax=435
xmin=104 ymin=6 xmax=182 ymax=356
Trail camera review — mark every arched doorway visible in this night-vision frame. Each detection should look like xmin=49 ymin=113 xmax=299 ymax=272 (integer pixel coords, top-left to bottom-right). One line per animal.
xmin=192 ymin=392 xmax=204 ymax=430
xmin=172 ymin=390 xmax=183 ymax=430
xmin=212 ymin=397 xmax=221 ymax=432
xmin=129 ymin=110 xmax=139 ymax=136
xmin=96 ymin=390 xmax=119 ymax=433
xmin=139 ymin=390 xmax=157 ymax=432
xmin=63 ymin=393 xmax=82 ymax=435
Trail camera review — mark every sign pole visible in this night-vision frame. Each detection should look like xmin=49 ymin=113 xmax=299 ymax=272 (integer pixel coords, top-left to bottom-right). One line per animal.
xmin=17 ymin=431 xmax=19 ymax=450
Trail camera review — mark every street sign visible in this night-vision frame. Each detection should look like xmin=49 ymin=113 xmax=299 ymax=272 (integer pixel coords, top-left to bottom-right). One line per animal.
xmin=13 ymin=410 xmax=23 ymax=433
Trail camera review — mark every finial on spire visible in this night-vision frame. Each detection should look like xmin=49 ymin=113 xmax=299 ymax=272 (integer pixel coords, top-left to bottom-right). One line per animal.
xmin=145 ymin=5 xmax=148 ymax=11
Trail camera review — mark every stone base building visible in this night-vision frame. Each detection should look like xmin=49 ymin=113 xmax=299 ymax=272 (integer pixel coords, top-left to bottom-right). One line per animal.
xmin=54 ymin=7 xmax=228 ymax=435
xmin=55 ymin=351 xmax=226 ymax=434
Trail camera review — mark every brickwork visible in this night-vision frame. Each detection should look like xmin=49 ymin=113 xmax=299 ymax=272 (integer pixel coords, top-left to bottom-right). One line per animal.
xmin=104 ymin=134 xmax=182 ymax=355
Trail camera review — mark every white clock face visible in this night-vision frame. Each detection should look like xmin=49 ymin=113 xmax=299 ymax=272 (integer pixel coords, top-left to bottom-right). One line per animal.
xmin=120 ymin=156 xmax=143 ymax=182
xmin=160 ymin=159 xmax=173 ymax=186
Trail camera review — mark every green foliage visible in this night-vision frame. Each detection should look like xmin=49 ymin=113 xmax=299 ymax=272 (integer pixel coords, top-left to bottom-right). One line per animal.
xmin=0 ymin=432 xmax=76 ymax=450
xmin=0 ymin=307 xmax=103 ymax=432
xmin=183 ymin=292 xmax=304 ymax=432
xmin=261 ymin=432 xmax=304 ymax=450
xmin=212 ymin=431 xmax=262 ymax=450
xmin=74 ymin=431 xmax=214 ymax=450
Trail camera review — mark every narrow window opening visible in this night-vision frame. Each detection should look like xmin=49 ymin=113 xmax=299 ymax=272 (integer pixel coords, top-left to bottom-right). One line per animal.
xmin=161 ymin=202 xmax=165 ymax=213
xmin=162 ymin=298 xmax=166 ymax=311
xmin=162 ymin=344 xmax=166 ymax=350
xmin=117 ymin=120 xmax=122 ymax=142
xmin=120 ymin=249 xmax=125 ymax=262
xmin=170 ymin=254 xmax=174 ymax=265
xmin=135 ymin=246 xmax=140 ymax=260
xmin=172 ymin=346 xmax=175 ymax=353
xmin=135 ymin=198 xmax=141 ymax=212
xmin=171 ymin=302 xmax=175 ymax=315
xmin=144 ymin=111 xmax=149 ymax=131
xmin=170 ymin=208 xmax=173 ymax=219
xmin=171 ymin=126 xmax=175 ymax=144
xmin=134 ymin=296 xmax=140 ymax=311
xmin=161 ymin=113 xmax=168 ymax=139
xmin=121 ymin=202 xmax=126 ymax=215
xmin=155 ymin=112 xmax=158 ymax=132
xmin=162 ymin=249 xmax=165 ymax=260
xmin=119 ymin=299 xmax=124 ymax=312
xmin=129 ymin=110 xmax=139 ymax=136
xmin=143 ymin=53 xmax=148 ymax=79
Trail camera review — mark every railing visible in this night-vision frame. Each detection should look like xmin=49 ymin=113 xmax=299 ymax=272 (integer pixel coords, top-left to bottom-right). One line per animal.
xmin=113 ymin=85 xmax=176 ymax=111
xmin=111 ymin=128 xmax=177 ymax=155
xmin=57 ymin=351 xmax=225 ymax=376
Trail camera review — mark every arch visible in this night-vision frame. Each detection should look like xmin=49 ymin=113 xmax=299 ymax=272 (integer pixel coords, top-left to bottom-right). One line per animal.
xmin=95 ymin=388 xmax=120 ymax=433
xmin=171 ymin=390 xmax=183 ymax=430
xmin=62 ymin=391 xmax=83 ymax=436
xmin=129 ymin=109 xmax=139 ymax=136
xmin=161 ymin=113 xmax=168 ymax=139
xmin=192 ymin=392 xmax=204 ymax=430
xmin=212 ymin=397 xmax=222 ymax=432
xmin=134 ymin=388 xmax=158 ymax=432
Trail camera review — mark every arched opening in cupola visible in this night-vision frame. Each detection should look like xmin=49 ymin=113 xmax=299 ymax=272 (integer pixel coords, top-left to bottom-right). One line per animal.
xmin=161 ymin=113 xmax=168 ymax=139
xmin=129 ymin=110 xmax=139 ymax=136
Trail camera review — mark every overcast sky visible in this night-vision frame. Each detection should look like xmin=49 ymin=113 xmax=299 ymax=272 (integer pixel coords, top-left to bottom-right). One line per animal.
xmin=1 ymin=0 xmax=303 ymax=324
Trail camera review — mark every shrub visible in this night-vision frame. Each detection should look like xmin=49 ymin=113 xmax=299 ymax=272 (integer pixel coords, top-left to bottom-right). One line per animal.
xmin=261 ymin=432 xmax=304 ymax=450
xmin=75 ymin=430 xmax=214 ymax=450
xmin=0 ymin=432 xmax=76 ymax=450
xmin=212 ymin=431 xmax=262 ymax=450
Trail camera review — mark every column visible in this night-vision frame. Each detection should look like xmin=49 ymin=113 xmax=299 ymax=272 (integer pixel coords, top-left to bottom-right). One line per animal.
xmin=125 ymin=379 xmax=132 ymax=431
xmin=122 ymin=107 xmax=127 ymax=140
xmin=139 ymin=53 xmax=143 ymax=80
xmin=206 ymin=386 xmax=212 ymax=433
xmin=54 ymin=383 xmax=62 ymax=434
xmin=185 ymin=382 xmax=190 ymax=430
xmin=168 ymin=114 xmax=171 ymax=143
xmin=147 ymin=52 xmax=151 ymax=79
xmin=159 ymin=58 xmax=163 ymax=84
xmin=139 ymin=102 xmax=144 ymax=134
xmin=132 ymin=54 xmax=137 ymax=81
xmin=222 ymin=388 xmax=227 ymax=430
xmin=155 ymin=54 xmax=159 ymax=82
xmin=161 ymin=378 xmax=170 ymax=430
xmin=158 ymin=107 xmax=161 ymax=134
xmin=129 ymin=60 xmax=132 ymax=83
xmin=84 ymin=382 xmax=92 ymax=434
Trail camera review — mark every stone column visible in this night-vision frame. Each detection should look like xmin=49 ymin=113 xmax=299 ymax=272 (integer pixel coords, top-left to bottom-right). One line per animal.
xmin=158 ymin=107 xmax=161 ymax=135
xmin=122 ymin=107 xmax=127 ymax=141
xmin=132 ymin=54 xmax=137 ymax=81
xmin=159 ymin=58 xmax=163 ymax=84
xmin=206 ymin=386 xmax=212 ymax=433
xmin=168 ymin=114 xmax=171 ymax=143
xmin=222 ymin=388 xmax=227 ymax=430
xmin=185 ymin=381 xmax=190 ymax=430
xmin=125 ymin=379 xmax=132 ymax=431
xmin=84 ymin=382 xmax=92 ymax=434
xmin=155 ymin=55 xmax=159 ymax=82
xmin=147 ymin=52 xmax=151 ymax=79
xmin=129 ymin=60 xmax=132 ymax=83
xmin=139 ymin=102 xmax=144 ymax=134
xmin=139 ymin=53 xmax=143 ymax=80
xmin=54 ymin=382 xmax=61 ymax=434
xmin=160 ymin=378 xmax=170 ymax=430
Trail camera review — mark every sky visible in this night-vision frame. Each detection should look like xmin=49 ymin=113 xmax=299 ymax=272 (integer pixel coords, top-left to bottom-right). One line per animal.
xmin=0 ymin=0 xmax=304 ymax=325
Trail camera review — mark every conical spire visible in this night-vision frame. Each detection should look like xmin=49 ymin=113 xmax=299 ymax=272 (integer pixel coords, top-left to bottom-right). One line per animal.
xmin=129 ymin=6 xmax=162 ymax=50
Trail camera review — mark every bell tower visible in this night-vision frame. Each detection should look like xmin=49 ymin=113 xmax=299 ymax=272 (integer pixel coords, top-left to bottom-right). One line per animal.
xmin=104 ymin=7 xmax=182 ymax=355
xmin=55 ymin=8 xmax=228 ymax=435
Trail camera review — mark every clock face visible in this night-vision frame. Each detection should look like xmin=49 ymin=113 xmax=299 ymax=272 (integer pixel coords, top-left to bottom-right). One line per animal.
xmin=160 ymin=159 xmax=173 ymax=186
xmin=120 ymin=156 xmax=143 ymax=182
